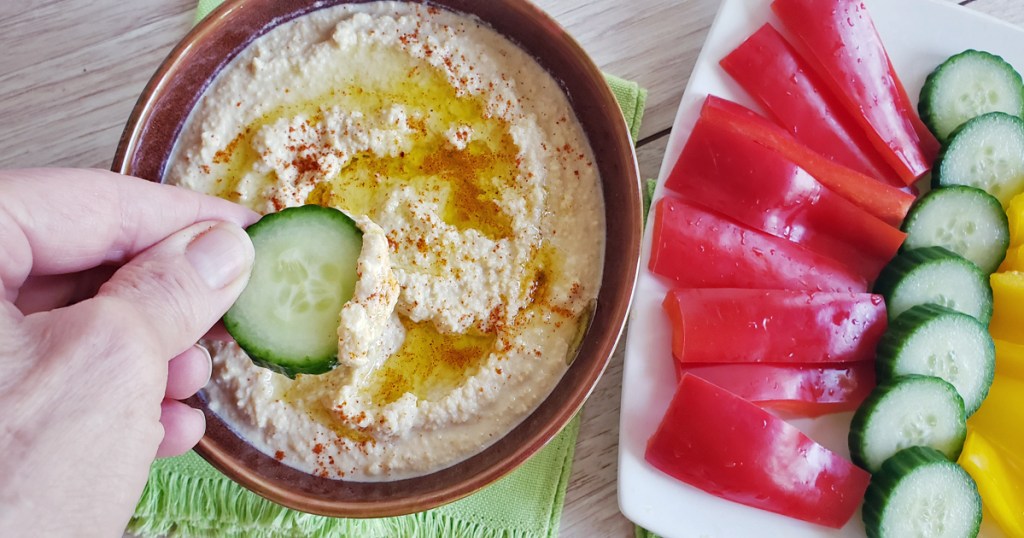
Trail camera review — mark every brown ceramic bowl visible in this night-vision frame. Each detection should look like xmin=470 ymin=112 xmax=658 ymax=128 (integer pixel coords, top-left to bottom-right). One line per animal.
xmin=113 ymin=0 xmax=641 ymax=518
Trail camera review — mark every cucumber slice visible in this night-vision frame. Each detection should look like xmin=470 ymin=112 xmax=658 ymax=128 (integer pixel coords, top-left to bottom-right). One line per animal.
xmin=934 ymin=112 xmax=1024 ymax=207
xmin=876 ymin=304 xmax=995 ymax=416
xmin=919 ymin=49 xmax=1024 ymax=142
xmin=849 ymin=375 xmax=967 ymax=473
xmin=223 ymin=205 xmax=363 ymax=379
xmin=901 ymin=186 xmax=1009 ymax=274
xmin=873 ymin=247 xmax=993 ymax=324
xmin=863 ymin=446 xmax=981 ymax=538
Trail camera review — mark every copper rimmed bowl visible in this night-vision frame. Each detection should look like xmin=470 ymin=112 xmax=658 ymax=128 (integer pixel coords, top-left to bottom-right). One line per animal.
xmin=113 ymin=0 xmax=641 ymax=517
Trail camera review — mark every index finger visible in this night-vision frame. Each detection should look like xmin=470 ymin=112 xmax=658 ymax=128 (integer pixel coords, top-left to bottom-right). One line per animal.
xmin=0 ymin=168 xmax=259 ymax=299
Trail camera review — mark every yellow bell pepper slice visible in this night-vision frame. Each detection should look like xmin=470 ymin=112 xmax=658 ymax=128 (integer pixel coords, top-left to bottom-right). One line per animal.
xmin=1001 ymin=245 xmax=1024 ymax=272
xmin=990 ymin=271 xmax=1024 ymax=344
xmin=996 ymin=339 xmax=1024 ymax=381
xmin=959 ymin=429 xmax=1024 ymax=538
xmin=1009 ymin=192 xmax=1024 ymax=247
xmin=970 ymin=375 xmax=1024 ymax=454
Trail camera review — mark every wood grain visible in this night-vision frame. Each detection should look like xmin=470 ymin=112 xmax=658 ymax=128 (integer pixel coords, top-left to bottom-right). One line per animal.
xmin=0 ymin=0 xmax=1019 ymax=536
xmin=962 ymin=0 xmax=1024 ymax=25
xmin=0 ymin=0 xmax=195 ymax=169
xmin=533 ymin=0 xmax=719 ymax=142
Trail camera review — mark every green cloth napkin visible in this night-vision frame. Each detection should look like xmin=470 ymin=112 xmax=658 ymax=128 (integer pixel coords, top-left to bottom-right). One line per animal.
xmin=635 ymin=527 xmax=659 ymax=538
xmin=128 ymin=4 xmax=647 ymax=537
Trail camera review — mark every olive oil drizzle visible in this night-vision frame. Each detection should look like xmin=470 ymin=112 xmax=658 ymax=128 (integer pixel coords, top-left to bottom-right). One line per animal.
xmin=209 ymin=45 xmax=519 ymax=240
xmin=367 ymin=317 xmax=498 ymax=405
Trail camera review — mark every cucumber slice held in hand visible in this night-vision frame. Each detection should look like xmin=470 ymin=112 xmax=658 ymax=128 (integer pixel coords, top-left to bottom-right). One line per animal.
xmin=863 ymin=446 xmax=981 ymax=538
xmin=934 ymin=112 xmax=1024 ymax=207
xmin=901 ymin=186 xmax=1009 ymax=274
xmin=919 ymin=49 xmax=1024 ymax=142
xmin=224 ymin=205 xmax=363 ymax=379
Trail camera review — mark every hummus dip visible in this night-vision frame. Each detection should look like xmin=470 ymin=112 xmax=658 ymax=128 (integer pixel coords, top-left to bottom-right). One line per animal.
xmin=167 ymin=1 xmax=605 ymax=480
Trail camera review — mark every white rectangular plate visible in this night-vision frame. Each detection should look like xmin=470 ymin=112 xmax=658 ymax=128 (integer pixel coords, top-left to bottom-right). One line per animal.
xmin=617 ymin=0 xmax=1024 ymax=536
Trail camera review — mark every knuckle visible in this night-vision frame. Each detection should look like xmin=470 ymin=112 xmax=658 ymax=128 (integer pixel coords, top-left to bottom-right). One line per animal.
xmin=48 ymin=297 xmax=166 ymax=394
xmin=71 ymin=296 xmax=149 ymax=352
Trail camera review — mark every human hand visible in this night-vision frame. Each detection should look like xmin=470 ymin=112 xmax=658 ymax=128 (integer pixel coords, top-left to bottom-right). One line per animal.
xmin=0 ymin=169 xmax=258 ymax=535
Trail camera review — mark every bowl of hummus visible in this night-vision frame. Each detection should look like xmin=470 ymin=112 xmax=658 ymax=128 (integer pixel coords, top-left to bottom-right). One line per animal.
xmin=114 ymin=0 xmax=641 ymax=516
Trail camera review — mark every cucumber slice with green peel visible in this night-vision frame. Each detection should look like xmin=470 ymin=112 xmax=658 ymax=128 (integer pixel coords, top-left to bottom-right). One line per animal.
xmin=919 ymin=49 xmax=1024 ymax=142
xmin=863 ymin=446 xmax=981 ymax=538
xmin=849 ymin=375 xmax=967 ymax=473
xmin=876 ymin=304 xmax=995 ymax=416
xmin=901 ymin=186 xmax=1009 ymax=274
xmin=874 ymin=246 xmax=992 ymax=324
xmin=223 ymin=205 xmax=363 ymax=379
xmin=934 ymin=112 xmax=1024 ymax=207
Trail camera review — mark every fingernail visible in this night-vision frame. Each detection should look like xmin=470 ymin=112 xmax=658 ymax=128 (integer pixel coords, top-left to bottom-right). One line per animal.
xmin=186 ymin=223 xmax=254 ymax=289
xmin=197 ymin=344 xmax=213 ymax=386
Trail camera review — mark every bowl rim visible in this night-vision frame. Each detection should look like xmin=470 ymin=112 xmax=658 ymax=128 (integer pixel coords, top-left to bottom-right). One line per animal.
xmin=113 ymin=0 xmax=642 ymax=517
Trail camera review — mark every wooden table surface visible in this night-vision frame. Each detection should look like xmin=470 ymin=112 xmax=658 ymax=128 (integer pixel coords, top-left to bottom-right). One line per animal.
xmin=2 ymin=0 xmax=1020 ymax=536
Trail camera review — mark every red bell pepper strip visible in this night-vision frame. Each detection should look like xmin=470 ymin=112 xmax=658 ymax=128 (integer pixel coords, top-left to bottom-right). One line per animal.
xmin=665 ymin=110 xmax=906 ymax=280
xmin=891 ymin=58 xmax=942 ymax=163
xmin=772 ymin=0 xmax=935 ymax=184
xmin=720 ymin=23 xmax=905 ymax=188
xmin=646 ymin=374 xmax=871 ymax=528
xmin=649 ymin=196 xmax=868 ymax=293
xmin=699 ymin=95 xmax=914 ymax=227
xmin=662 ymin=288 xmax=887 ymax=364
xmin=675 ymin=362 xmax=876 ymax=417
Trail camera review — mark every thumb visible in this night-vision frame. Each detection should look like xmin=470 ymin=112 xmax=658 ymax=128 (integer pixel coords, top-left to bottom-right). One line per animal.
xmin=91 ymin=221 xmax=254 ymax=359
